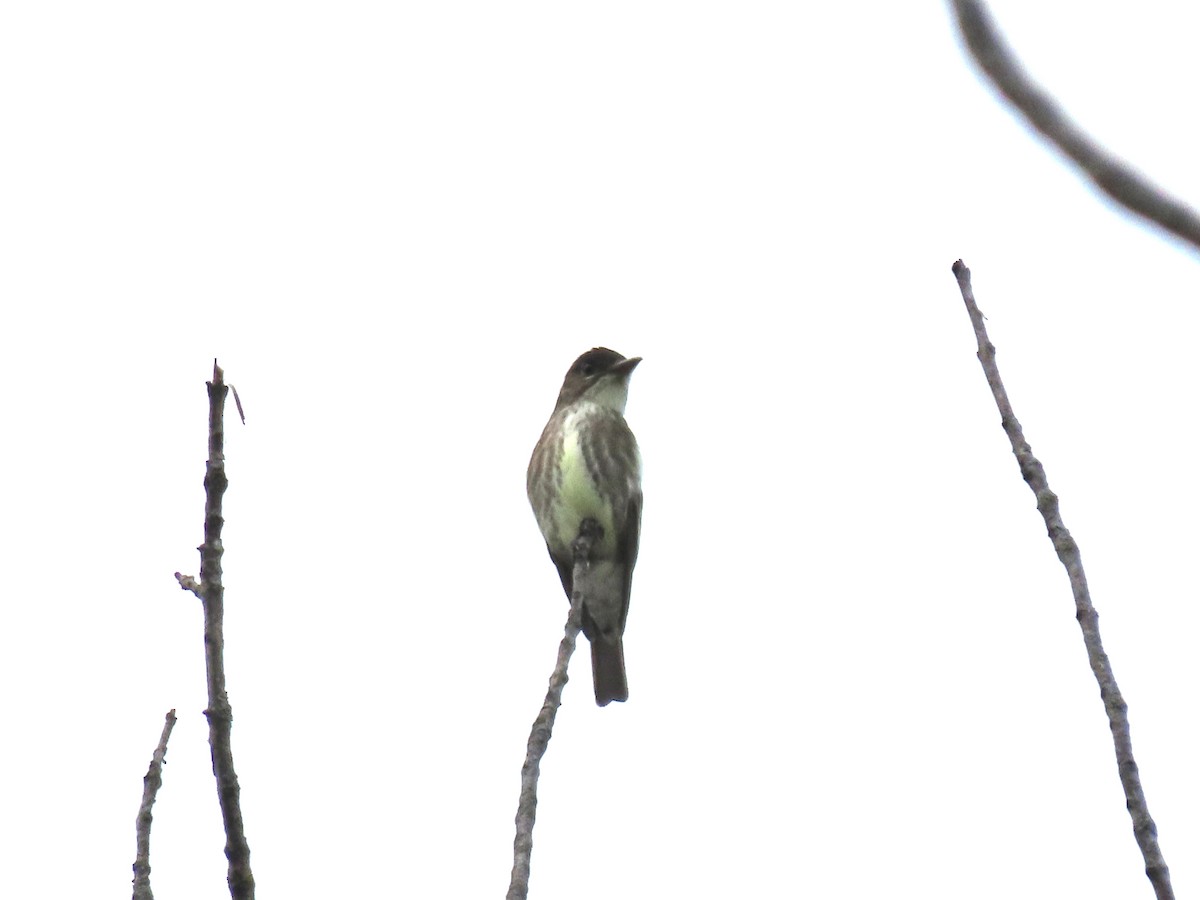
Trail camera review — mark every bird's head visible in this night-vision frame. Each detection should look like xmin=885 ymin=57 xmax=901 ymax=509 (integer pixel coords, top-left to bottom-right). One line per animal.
xmin=555 ymin=347 xmax=642 ymax=413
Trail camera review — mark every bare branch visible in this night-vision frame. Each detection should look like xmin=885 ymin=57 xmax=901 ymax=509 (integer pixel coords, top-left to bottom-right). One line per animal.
xmin=951 ymin=260 xmax=1173 ymax=900
xmin=131 ymin=710 xmax=178 ymax=900
xmin=950 ymin=0 xmax=1200 ymax=253
xmin=174 ymin=572 xmax=202 ymax=597
xmin=193 ymin=360 xmax=256 ymax=900
xmin=507 ymin=518 xmax=601 ymax=900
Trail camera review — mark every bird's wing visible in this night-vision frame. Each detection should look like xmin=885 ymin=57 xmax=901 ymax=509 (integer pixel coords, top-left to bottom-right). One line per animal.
xmin=617 ymin=492 xmax=641 ymax=634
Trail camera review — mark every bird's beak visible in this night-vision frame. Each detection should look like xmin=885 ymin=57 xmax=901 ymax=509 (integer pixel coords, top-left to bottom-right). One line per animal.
xmin=611 ymin=356 xmax=642 ymax=377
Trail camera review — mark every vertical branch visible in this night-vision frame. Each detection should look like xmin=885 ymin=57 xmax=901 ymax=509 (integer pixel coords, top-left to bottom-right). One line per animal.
xmin=131 ymin=709 xmax=178 ymax=900
xmin=951 ymin=261 xmax=1173 ymax=900
xmin=177 ymin=359 xmax=256 ymax=900
xmin=507 ymin=518 xmax=601 ymax=900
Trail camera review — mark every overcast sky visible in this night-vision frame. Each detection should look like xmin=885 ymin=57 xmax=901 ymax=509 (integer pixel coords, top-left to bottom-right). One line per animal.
xmin=3 ymin=2 xmax=1199 ymax=898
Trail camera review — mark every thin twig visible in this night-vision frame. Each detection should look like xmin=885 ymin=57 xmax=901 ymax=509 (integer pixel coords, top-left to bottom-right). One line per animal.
xmin=950 ymin=0 xmax=1200 ymax=253
xmin=131 ymin=710 xmax=178 ymax=900
xmin=507 ymin=518 xmax=602 ymax=900
xmin=196 ymin=359 xmax=256 ymax=900
xmin=231 ymin=384 xmax=246 ymax=425
xmin=951 ymin=260 xmax=1173 ymax=900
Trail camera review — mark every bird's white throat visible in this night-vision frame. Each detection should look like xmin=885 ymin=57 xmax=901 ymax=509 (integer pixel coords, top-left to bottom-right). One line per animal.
xmin=581 ymin=374 xmax=630 ymax=414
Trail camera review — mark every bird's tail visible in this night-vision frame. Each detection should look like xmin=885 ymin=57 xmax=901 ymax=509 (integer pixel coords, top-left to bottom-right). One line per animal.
xmin=591 ymin=637 xmax=628 ymax=706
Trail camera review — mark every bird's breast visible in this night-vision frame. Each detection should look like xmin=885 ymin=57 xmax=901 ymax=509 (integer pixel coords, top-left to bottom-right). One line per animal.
xmin=554 ymin=409 xmax=618 ymax=552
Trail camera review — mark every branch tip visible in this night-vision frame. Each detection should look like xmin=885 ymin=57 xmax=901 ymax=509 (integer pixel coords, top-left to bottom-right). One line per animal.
xmin=951 ymin=261 xmax=1174 ymax=900
xmin=132 ymin=709 xmax=179 ymax=900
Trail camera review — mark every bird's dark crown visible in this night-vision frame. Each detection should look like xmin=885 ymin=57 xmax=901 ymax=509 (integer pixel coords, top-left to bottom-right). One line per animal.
xmin=568 ymin=347 xmax=628 ymax=379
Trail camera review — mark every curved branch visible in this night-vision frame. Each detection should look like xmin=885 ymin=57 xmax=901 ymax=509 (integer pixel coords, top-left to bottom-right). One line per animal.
xmin=951 ymin=0 xmax=1200 ymax=252
xmin=951 ymin=260 xmax=1173 ymax=900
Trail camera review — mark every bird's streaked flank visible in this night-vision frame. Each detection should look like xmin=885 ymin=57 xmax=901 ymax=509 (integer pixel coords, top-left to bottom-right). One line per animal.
xmin=527 ymin=348 xmax=643 ymax=706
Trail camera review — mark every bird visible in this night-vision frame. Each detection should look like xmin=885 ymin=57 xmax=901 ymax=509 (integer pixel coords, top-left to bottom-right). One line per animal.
xmin=527 ymin=347 xmax=643 ymax=706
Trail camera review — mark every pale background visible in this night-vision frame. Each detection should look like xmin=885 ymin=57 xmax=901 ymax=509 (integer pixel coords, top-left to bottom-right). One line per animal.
xmin=3 ymin=2 xmax=1198 ymax=897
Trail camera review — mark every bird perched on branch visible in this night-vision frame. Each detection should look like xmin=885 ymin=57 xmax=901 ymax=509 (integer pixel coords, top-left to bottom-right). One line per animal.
xmin=527 ymin=348 xmax=643 ymax=706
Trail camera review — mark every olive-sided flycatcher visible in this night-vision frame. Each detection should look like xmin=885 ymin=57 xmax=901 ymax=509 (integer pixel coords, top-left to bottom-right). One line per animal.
xmin=527 ymin=348 xmax=642 ymax=706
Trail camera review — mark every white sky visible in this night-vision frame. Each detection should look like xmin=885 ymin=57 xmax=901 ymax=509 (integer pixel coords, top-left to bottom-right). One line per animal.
xmin=3 ymin=2 xmax=1198 ymax=898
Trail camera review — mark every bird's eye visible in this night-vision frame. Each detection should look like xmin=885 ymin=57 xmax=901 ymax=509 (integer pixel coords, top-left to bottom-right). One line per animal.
xmin=580 ymin=362 xmax=595 ymax=376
